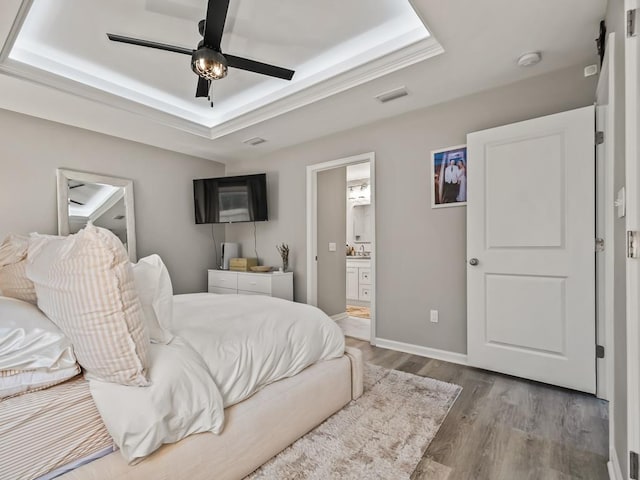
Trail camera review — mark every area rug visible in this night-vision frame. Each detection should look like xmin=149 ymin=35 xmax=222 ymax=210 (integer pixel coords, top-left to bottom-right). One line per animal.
xmin=245 ymin=363 xmax=461 ymax=480
xmin=346 ymin=305 xmax=371 ymax=319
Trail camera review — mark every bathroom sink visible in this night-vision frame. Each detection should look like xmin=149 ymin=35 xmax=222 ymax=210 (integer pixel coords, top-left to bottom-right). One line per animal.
xmin=347 ymin=255 xmax=370 ymax=259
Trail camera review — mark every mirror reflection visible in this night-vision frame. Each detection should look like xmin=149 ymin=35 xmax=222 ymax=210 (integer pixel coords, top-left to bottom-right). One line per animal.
xmin=57 ymin=169 xmax=137 ymax=261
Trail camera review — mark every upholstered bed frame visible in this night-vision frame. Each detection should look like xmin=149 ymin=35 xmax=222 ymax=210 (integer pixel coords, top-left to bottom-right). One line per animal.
xmin=60 ymin=347 xmax=364 ymax=480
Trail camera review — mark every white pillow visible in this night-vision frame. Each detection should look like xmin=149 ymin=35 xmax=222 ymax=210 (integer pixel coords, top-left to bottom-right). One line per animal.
xmin=89 ymin=339 xmax=225 ymax=463
xmin=27 ymin=225 xmax=150 ymax=387
xmin=131 ymin=254 xmax=174 ymax=344
xmin=0 ymin=296 xmax=80 ymax=398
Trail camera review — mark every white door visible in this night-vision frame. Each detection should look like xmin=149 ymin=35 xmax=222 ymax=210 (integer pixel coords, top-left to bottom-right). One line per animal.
xmin=467 ymin=106 xmax=596 ymax=393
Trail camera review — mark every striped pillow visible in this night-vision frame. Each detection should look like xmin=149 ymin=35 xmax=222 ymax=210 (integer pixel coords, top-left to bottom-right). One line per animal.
xmin=0 ymin=234 xmax=37 ymax=304
xmin=26 ymin=225 xmax=150 ymax=386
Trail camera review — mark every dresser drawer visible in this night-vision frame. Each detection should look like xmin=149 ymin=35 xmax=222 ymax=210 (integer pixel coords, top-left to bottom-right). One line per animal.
xmin=209 ymin=286 xmax=237 ymax=295
xmin=237 ymin=274 xmax=271 ymax=294
xmin=208 ymin=271 xmax=238 ymax=290
xmin=238 ymin=290 xmax=268 ymax=296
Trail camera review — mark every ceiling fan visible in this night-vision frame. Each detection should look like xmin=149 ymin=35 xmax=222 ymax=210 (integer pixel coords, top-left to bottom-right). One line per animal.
xmin=106 ymin=0 xmax=295 ymax=104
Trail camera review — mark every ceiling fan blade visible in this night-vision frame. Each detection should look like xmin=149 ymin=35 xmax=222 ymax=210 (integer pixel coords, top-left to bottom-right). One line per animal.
xmin=203 ymin=0 xmax=230 ymax=50
xmin=196 ymin=77 xmax=210 ymax=98
xmin=69 ymin=199 xmax=85 ymax=206
xmin=225 ymin=55 xmax=294 ymax=80
xmin=107 ymin=34 xmax=193 ymax=56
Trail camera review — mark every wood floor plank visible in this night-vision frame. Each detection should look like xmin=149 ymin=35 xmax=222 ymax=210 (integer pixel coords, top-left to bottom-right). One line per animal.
xmin=345 ymin=338 xmax=609 ymax=480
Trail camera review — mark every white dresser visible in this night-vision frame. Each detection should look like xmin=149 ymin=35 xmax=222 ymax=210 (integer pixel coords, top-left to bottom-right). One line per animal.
xmin=208 ymin=269 xmax=294 ymax=301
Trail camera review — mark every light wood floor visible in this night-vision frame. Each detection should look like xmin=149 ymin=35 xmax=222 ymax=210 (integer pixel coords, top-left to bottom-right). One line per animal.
xmin=346 ymin=338 xmax=609 ymax=480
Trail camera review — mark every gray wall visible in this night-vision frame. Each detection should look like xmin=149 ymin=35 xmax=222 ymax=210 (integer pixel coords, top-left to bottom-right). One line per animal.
xmin=317 ymin=167 xmax=346 ymax=316
xmin=225 ymin=64 xmax=597 ymax=354
xmin=606 ymin=0 xmax=628 ymax=476
xmin=0 ymin=109 xmax=226 ymax=294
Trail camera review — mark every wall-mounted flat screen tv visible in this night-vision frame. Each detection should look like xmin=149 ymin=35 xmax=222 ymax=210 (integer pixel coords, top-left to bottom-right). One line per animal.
xmin=193 ymin=173 xmax=268 ymax=224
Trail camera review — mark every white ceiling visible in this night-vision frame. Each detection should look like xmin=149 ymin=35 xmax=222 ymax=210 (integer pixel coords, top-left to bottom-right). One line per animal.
xmin=0 ymin=0 xmax=606 ymax=163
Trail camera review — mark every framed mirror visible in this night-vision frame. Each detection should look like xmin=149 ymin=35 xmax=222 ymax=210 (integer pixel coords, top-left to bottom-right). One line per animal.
xmin=56 ymin=169 xmax=137 ymax=261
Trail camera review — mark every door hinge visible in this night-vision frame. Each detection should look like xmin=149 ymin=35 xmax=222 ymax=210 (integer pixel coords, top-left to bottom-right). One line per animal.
xmin=595 ymin=131 xmax=604 ymax=145
xmin=628 ymin=231 xmax=640 ymax=258
xmin=629 ymin=9 xmax=638 ymax=37
xmin=596 ymin=345 xmax=605 ymax=358
xmin=595 ymin=238 xmax=604 ymax=252
xmin=631 ymin=451 xmax=639 ymax=480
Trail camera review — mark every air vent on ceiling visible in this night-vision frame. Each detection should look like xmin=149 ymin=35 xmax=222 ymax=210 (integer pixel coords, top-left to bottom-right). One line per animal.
xmin=375 ymin=86 xmax=408 ymax=103
xmin=243 ymin=137 xmax=267 ymax=146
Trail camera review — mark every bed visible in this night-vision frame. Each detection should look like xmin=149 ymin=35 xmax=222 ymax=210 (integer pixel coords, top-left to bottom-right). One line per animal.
xmin=62 ymin=293 xmax=364 ymax=480
xmin=0 ymin=229 xmax=363 ymax=480
xmin=1 ymin=293 xmax=363 ymax=480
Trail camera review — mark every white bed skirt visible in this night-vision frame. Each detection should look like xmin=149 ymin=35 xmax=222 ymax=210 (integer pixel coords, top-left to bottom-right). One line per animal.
xmin=60 ymin=347 xmax=363 ymax=480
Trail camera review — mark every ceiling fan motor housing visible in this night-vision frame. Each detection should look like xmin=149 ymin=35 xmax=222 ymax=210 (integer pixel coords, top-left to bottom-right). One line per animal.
xmin=192 ymin=48 xmax=228 ymax=80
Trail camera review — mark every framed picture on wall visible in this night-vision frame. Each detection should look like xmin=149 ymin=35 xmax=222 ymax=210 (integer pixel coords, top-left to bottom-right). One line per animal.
xmin=431 ymin=144 xmax=467 ymax=208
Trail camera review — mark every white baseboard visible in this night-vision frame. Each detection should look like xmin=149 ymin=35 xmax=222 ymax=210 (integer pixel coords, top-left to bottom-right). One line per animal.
xmin=331 ymin=312 xmax=348 ymax=322
xmin=608 ymin=446 xmax=624 ymax=480
xmin=374 ymin=338 xmax=468 ymax=366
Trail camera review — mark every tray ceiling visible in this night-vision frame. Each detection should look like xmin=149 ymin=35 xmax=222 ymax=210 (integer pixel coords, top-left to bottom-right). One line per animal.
xmin=1 ymin=0 xmax=440 ymax=138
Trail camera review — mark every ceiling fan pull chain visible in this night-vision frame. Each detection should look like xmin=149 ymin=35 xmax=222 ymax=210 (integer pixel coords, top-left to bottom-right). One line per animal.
xmin=208 ymin=80 xmax=214 ymax=108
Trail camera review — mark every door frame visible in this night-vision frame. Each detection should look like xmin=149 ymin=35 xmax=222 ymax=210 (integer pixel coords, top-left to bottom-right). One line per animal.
xmin=625 ymin=0 xmax=640 ymax=467
xmin=306 ymin=152 xmax=377 ymax=344
xmin=595 ymin=32 xmax=616 ymax=403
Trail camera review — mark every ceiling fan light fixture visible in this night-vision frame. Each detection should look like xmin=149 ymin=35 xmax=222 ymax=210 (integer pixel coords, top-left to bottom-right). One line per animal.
xmin=191 ymin=48 xmax=228 ymax=80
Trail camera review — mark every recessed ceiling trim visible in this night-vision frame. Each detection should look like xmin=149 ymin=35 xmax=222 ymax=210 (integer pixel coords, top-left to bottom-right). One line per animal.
xmin=0 ymin=0 xmax=444 ymax=140
xmin=207 ymin=36 xmax=443 ymax=139
xmin=0 ymin=0 xmax=32 ymax=63
xmin=0 ymin=58 xmax=212 ymax=138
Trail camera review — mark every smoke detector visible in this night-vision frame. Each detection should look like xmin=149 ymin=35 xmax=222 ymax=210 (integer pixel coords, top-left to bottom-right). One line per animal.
xmin=516 ymin=52 xmax=542 ymax=67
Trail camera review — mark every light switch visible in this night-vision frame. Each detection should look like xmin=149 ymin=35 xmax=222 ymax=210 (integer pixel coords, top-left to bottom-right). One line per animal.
xmin=328 ymin=242 xmax=337 ymax=252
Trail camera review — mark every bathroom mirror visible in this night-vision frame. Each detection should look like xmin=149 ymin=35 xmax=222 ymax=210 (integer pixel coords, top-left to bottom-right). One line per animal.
xmin=56 ymin=169 xmax=137 ymax=261
xmin=352 ymin=204 xmax=372 ymax=243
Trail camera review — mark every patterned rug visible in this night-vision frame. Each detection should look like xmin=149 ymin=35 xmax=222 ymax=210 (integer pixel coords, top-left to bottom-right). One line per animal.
xmin=346 ymin=305 xmax=371 ymax=319
xmin=245 ymin=363 xmax=461 ymax=480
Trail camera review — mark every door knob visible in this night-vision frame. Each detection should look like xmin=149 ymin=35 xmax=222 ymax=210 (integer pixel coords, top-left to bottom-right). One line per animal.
xmin=469 ymin=258 xmax=479 ymax=266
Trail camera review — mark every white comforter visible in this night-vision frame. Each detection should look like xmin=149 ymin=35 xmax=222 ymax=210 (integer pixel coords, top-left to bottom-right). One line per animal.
xmin=171 ymin=293 xmax=345 ymax=407
xmin=89 ymin=293 xmax=345 ymax=463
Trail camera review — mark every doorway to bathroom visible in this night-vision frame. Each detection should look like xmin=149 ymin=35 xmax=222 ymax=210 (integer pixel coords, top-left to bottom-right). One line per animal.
xmin=344 ymin=163 xmax=372 ymax=340
xmin=306 ymin=152 xmax=376 ymax=344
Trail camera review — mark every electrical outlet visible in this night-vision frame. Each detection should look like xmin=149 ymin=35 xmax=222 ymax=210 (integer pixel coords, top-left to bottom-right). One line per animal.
xmin=328 ymin=242 xmax=337 ymax=252
xmin=430 ymin=310 xmax=438 ymax=323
